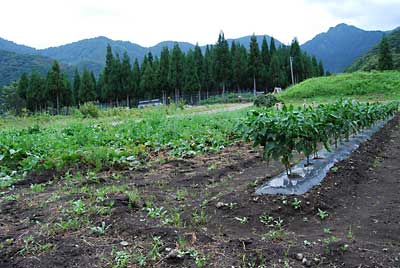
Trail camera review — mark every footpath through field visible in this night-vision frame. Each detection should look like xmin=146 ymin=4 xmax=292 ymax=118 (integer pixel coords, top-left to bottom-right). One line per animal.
xmin=167 ymin=102 xmax=253 ymax=118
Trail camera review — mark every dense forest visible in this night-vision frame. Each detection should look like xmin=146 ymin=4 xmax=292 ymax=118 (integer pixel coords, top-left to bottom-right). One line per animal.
xmin=0 ymin=49 xmax=74 ymax=87
xmin=1 ymin=32 xmax=324 ymax=114
xmin=346 ymin=30 xmax=400 ymax=72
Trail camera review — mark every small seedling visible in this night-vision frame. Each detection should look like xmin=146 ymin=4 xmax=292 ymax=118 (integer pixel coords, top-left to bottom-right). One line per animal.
xmin=30 ymin=183 xmax=45 ymax=193
xmin=347 ymin=225 xmax=353 ymax=239
xmin=262 ymin=229 xmax=285 ymax=241
xmin=323 ymin=227 xmax=332 ymax=234
xmin=317 ymin=208 xmax=329 ymax=220
xmin=113 ymin=250 xmax=131 ymax=268
xmin=234 ymin=216 xmax=248 ymax=224
xmin=247 ymin=179 xmax=259 ymax=188
xmin=274 ymin=218 xmax=284 ymax=229
xmin=175 ymin=189 xmax=188 ymax=201
xmin=71 ymin=199 xmax=86 ymax=215
xmin=148 ymin=236 xmax=163 ymax=261
xmin=132 ymin=252 xmax=147 ymax=267
xmin=191 ymin=208 xmax=208 ymax=226
xmin=340 ymin=244 xmax=349 ymax=252
xmin=259 ymin=214 xmax=274 ymax=226
xmin=291 ymin=198 xmax=302 ymax=210
xmin=90 ymin=221 xmax=110 ymax=235
xmin=125 ymin=188 xmax=140 ymax=207
xmin=323 ymin=236 xmax=340 ymax=254
xmin=227 ymin=202 xmax=237 ymax=210
xmin=145 ymin=207 xmax=167 ymax=219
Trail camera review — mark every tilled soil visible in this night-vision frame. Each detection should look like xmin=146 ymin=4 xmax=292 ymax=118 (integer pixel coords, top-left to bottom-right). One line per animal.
xmin=0 ymin=115 xmax=399 ymax=268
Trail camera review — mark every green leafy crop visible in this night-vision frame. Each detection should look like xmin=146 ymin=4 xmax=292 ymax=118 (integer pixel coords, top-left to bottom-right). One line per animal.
xmin=241 ymin=99 xmax=398 ymax=175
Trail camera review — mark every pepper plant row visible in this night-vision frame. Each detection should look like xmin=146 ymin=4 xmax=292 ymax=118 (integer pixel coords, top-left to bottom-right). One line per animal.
xmin=241 ymin=100 xmax=398 ymax=176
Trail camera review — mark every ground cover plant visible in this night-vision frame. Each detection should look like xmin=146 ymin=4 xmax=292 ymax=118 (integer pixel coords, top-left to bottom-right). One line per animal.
xmin=240 ymin=99 xmax=399 ymax=175
xmin=0 ymin=104 xmax=250 ymax=188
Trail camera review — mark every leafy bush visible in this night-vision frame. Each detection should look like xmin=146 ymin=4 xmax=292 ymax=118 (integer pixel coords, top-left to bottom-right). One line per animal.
xmin=241 ymin=99 xmax=399 ymax=175
xmin=254 ymin=94 xmax=281 ymax=108
xmin=79 ymin=102 xmax=100 ymax=118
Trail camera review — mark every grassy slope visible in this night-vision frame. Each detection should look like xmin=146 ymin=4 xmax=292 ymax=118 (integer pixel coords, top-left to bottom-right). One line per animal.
xmin=279 ymin=71 xmax=400 ymax=103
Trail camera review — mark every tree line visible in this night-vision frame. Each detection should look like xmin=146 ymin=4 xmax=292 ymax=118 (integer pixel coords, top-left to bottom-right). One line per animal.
xmin=378 ymin=36 xmax=396 ymax=71
xmin=6 ymin=32 xmax=325 ymax=113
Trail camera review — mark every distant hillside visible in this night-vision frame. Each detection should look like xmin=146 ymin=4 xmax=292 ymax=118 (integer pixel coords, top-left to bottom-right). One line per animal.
xmin=1 ymin=23 xmax=397 ymax=83
xmin=0 ymin=34 xmax=284 ymax=78
xmin=227 ymin=35 xmax=284 ymax=48
xmin=279 ymin=71 xmax=400 ymax=102
xmin=346 ymin=30 xmax=400 ymax=72
xmin=149 ymin=41 xmax=196 ymax=55
xmin=39 ymin=36 xmax=145 ymax=68
xmin=0 ymin=37 xmax=36 ymax=55
xmin=0 ymin=50 xmax=74 ymax=87
xmin=301 ymin=23 xmax=386 ymax=73
xmin=38 ymin=35 xmax=283 ymax=71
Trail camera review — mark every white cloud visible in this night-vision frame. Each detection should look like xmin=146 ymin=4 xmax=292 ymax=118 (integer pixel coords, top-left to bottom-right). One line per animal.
xmin=304 ymin=0 xmax=400 ymax=30
xmin=0 ymin=0 xmax=397 ymax=49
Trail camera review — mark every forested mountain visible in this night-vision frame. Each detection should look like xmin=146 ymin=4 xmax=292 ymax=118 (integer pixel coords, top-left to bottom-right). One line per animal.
xmin=0 ymin=37 xmax=36 ymax=55
xmin=346 ymin=30 xmax=400 ymax=72
xmin=301 ymin=23 xmax=386 ymax=73
xmin=39 ymin=36 xmax=145 ymax=68
xmin=0 ymin=49 xmax=74 ymax=87
xmin=8 ymin=33 xmax=324 ymax=114
xmin=0 ymin=35 xmax=284 ymax=78
xmin=1 ymin=23 xmax=398 ymax=86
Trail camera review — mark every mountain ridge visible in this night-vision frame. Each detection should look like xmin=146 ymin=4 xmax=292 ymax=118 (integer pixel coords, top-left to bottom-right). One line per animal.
xmin=0 ymin=23 xmax=399 ymax=85
xmin=0 ymin=49 xmax=74 ymax=87
xmin=301 ymin=23 xmax=388 ymax=73
xmin=346 ymin=29 xmax=400 ymax=72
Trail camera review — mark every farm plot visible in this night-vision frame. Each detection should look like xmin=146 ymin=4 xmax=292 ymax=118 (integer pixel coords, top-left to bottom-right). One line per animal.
xmin=0 ymin=107 xmax=249 ymax=188
xmin=0 ymin=102 xmax=399 ymax=268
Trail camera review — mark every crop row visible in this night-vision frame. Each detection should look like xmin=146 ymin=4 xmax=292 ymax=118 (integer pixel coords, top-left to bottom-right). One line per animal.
xmin=0 ymin=109 xmax=248 ymax=187
xmin=241 ymin=100 xmax=399 ymax=175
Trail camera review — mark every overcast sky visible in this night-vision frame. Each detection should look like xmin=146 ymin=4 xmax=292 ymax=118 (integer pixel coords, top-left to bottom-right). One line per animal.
xmin=1 ymin=0 xmax=399 ymax=49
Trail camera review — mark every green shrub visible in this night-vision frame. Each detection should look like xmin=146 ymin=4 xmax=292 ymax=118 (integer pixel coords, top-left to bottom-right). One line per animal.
xmin=79 ymin=102 xmax=100 ymax=118
xmin=254 ymin=94 xmax=280 ymax=108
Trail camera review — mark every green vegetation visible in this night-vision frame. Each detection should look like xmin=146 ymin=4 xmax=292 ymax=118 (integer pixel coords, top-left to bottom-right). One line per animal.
xmin=0 ymin=49 xmax=74 ymax=88
xmin=378 ymin=36 xmax=394 ymax=71
xmin=241 ymin=99 xmax=398 ymax=175
xmin=346 ymin=30 xmax=400 ymax=72
xmin=253 ymin=93 xmax=281 ymax=108
xmin=0 ymin=105 xmax=249 ymax=188
xmin=279 ymin=71 xmax=400 ymax=103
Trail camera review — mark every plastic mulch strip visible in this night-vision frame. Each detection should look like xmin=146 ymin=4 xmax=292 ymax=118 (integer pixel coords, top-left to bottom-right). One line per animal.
xmin=256 ymin=119 xmax=390 ymax=195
